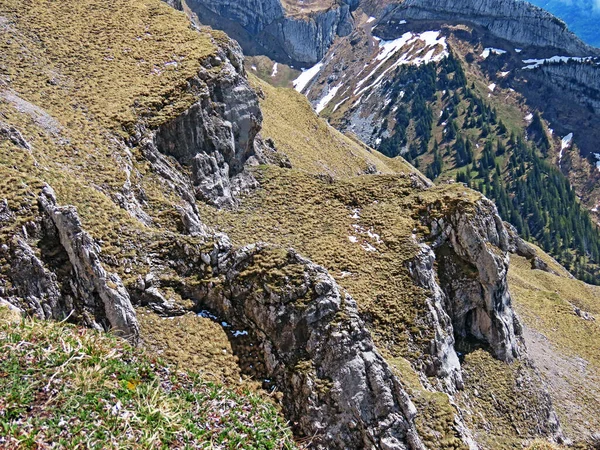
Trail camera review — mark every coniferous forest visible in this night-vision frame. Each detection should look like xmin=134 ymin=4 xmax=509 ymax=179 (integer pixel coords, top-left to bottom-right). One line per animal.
xmin=375 ymin=55 xmax=600 ymax=284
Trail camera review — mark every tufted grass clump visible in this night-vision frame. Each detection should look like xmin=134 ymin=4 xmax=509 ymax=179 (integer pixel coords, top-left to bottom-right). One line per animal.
xmin=0 ymin=312 xmax=298 ymax=449
xmin=0 ymin=0 xmax=216 ymax=132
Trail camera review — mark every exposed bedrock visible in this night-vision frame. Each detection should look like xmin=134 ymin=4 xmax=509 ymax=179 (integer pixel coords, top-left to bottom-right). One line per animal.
xmin=386 ymin=0 xmax=598 ymax=56
xmin=2 ymin=186 xmax=140 ymax=343
xmin=420 ymin=197 xmax=523 ymax=362
xmin=185 ymin=0 xmax=357 ymax=65
xmin=195 ymin=243 xmax=427 ymax=450
xmin=152 ymin=37 xmax=263 ymax=207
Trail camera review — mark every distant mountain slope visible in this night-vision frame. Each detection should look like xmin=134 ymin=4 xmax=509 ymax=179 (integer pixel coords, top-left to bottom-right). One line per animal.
xmin=528 ymin=0 xmax=600 ymax=48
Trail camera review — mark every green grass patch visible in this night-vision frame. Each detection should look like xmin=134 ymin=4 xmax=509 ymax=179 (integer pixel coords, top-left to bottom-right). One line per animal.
xmin=0 ymin=317 xmax=297 ymax=449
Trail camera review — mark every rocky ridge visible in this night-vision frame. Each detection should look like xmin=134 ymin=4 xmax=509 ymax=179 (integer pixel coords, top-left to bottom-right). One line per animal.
xmin=0 ymin=0 xmax=573 ymax=447
xmin=387 ymin=0 xmax=598 ymax=56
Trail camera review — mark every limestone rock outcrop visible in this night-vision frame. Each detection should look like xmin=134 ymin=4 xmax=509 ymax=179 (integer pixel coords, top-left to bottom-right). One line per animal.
xmin=37 ymin=186 xmax=140 ymax=342
xmin=185 ymin=0 xmax=357 ymax=65
xmin=387 ymin=0 xmax=598 ymax=56
xmin=2 ymin=186 xmax=139 ymax=342
xmin=196 ymin=243 xmax=426 ymax=450
xmin=407 ymin=243 xmax=463 ymax=391
xmin=424 ymin=197 xmax=522 ymax=362
xmin=152 ymin=36 xmax=263 ymax=207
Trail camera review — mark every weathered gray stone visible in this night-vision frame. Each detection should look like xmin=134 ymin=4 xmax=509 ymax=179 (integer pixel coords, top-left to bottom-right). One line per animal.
xmin=38 ymin=186 xmax=139 ymax=342
xmin=426 ymin=198 xmax=522 ymax=362
xmin=185 ymin=0 xmax=357 ymax=65
xmin=197 ymin=245 xmax=426 ymax=450
xmin=7 ymin=237 xmax=63 ymax=320
xmin=388 ymin=0 xmax=598 ymax=56
xmin=152 ymin=36 xmax=263 ymax=207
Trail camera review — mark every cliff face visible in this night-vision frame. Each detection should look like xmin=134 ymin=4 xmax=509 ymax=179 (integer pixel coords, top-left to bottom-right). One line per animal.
xmin=388 ymin=0 xmax=598 ymax=56
xmin=186 ymin=0 xmax=356 ymax=65
xmin=152 ymin=39 xmax=264 ymax=207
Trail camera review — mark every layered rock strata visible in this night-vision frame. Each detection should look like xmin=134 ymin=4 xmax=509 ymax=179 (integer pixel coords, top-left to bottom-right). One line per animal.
xmin=185 ymin=0 xmax=357 ymax=65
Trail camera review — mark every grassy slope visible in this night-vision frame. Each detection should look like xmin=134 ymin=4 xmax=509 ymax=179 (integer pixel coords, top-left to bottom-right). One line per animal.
xmin=0 ymin=0 xmax=286 ymax=428
xmin=509 ymin=252 xmax=600 ymax=440
xmin=0 ymin=0 xmax=218 ymax=274
xmin=252 ymin=75 xmax=417 ymax=178
xmin=201 ymin=81 xmax=571 ymax=449
xmin=2 ymin=0 xmax=598 ymax=445
xmin=0 ymin=307 xmax=297 ymax=449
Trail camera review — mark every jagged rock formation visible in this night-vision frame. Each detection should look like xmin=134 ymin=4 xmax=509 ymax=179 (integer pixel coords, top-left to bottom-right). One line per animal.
xmin=519 ymin=60 xmax=600 ymax=142
xmin=386 ymin=0 xmax=598 ymax=56
xmin=3 ymin=186 xmax=139 ymax=342
xmin=152 ymin=38 xmax=264 ymax=207
xmin=425 ymin=198 xmax=522 ymax=362
xmin=186 ymin=0 xmax=357 ymax=65
xmin=196 ymin=243 xmax=426 ymax=450
xmin=407 ymin=243 xmax=464 ymax=390
xmin=0 ymin=0 xmax=581 ymax=446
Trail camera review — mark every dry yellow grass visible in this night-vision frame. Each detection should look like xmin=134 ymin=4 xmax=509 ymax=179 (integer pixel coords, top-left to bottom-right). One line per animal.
xmin=0 ymin=0 xmax=217 ymax=273
xmin=1 ymin=0 xmax=215 ymax=131
xmin=138 ymin=310 xmax=248 ymax=385
xmin=252 ymin=75 xmax=416 ymax=178
xmin=509 ymin=254 xmax=600 ymax=440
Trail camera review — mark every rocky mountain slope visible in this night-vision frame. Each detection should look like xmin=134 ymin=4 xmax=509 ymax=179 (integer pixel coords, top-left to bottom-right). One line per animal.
xmin=528 ymin=0 xmax=600 ymax=48
xmin=387 ymin=0 xmax=598 ymax=56
xmin=184 ymin=0 xmax=358 ymax=65
xmin=1 ymin=0 xmax=599 ymax=448
xmin=276 ymin=0 xmax=600 ymax=284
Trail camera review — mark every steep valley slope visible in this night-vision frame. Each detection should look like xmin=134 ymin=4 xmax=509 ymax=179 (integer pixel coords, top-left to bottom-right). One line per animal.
xmin=0 ymin=0 xmax=599 ymax=449
xmin=232 ymin=0 xmax=600 ymax=286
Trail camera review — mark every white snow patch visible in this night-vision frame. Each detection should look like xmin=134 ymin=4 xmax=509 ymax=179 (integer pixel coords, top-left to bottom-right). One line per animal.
xmin=399 ymin=20 xmax=407 ymax=24
xmin=522 ymin=55 xmax=594 ymax=70
xmin=354 ymin=31 xmax=448 ymax=96
xmin=515 ymin=48 xmax=522 ymax=53
xmin=525 ymin=113 xmax=533 ymax=122
xmin=251 ymin=65 xmax=257 ymax=71
xmin=367 ymin=16 xmax=376 ymax=23
xmin=340 ymin=271 xmax=353 ymax=278
xmin=488 ymin=83 xmax=496 ymax=92
xmin=594 ymin=153 xmax=600 ymax=172
xmin=481 ymin=47 xmax=507 ymax=59
xmin=561 ymin=133 xmax=573 ymax=150
xmin=271 ymin=63 xmax=278 ymax=77
xmin=362 ymin=243 xmax=377 ymax=252
xmin=559 ymin=132 xmax=573 ymax=166
xmin=293 ymin=62 xmax=323 ymax=92
xmin=366 ymin=228 xmax=383 ymax=243
xmin=333 ymin=96 xmax=349 ymax=112
xmin=198 ymin=310 xmax=217 ymax=320
xmin=499 ymin=71 xmax=510 ymax=77
xmin=375 ymin=137 xmax=382 ymax=145
xmin=350 ymin=208 xmax=361 ymax=219
xmin=232 ymin=330 xmax=248 ymax=337
xmin=316 ymin=83 xmax=342 ymax=114
xmin=348 ymin=236 xmax=358 ymax=243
